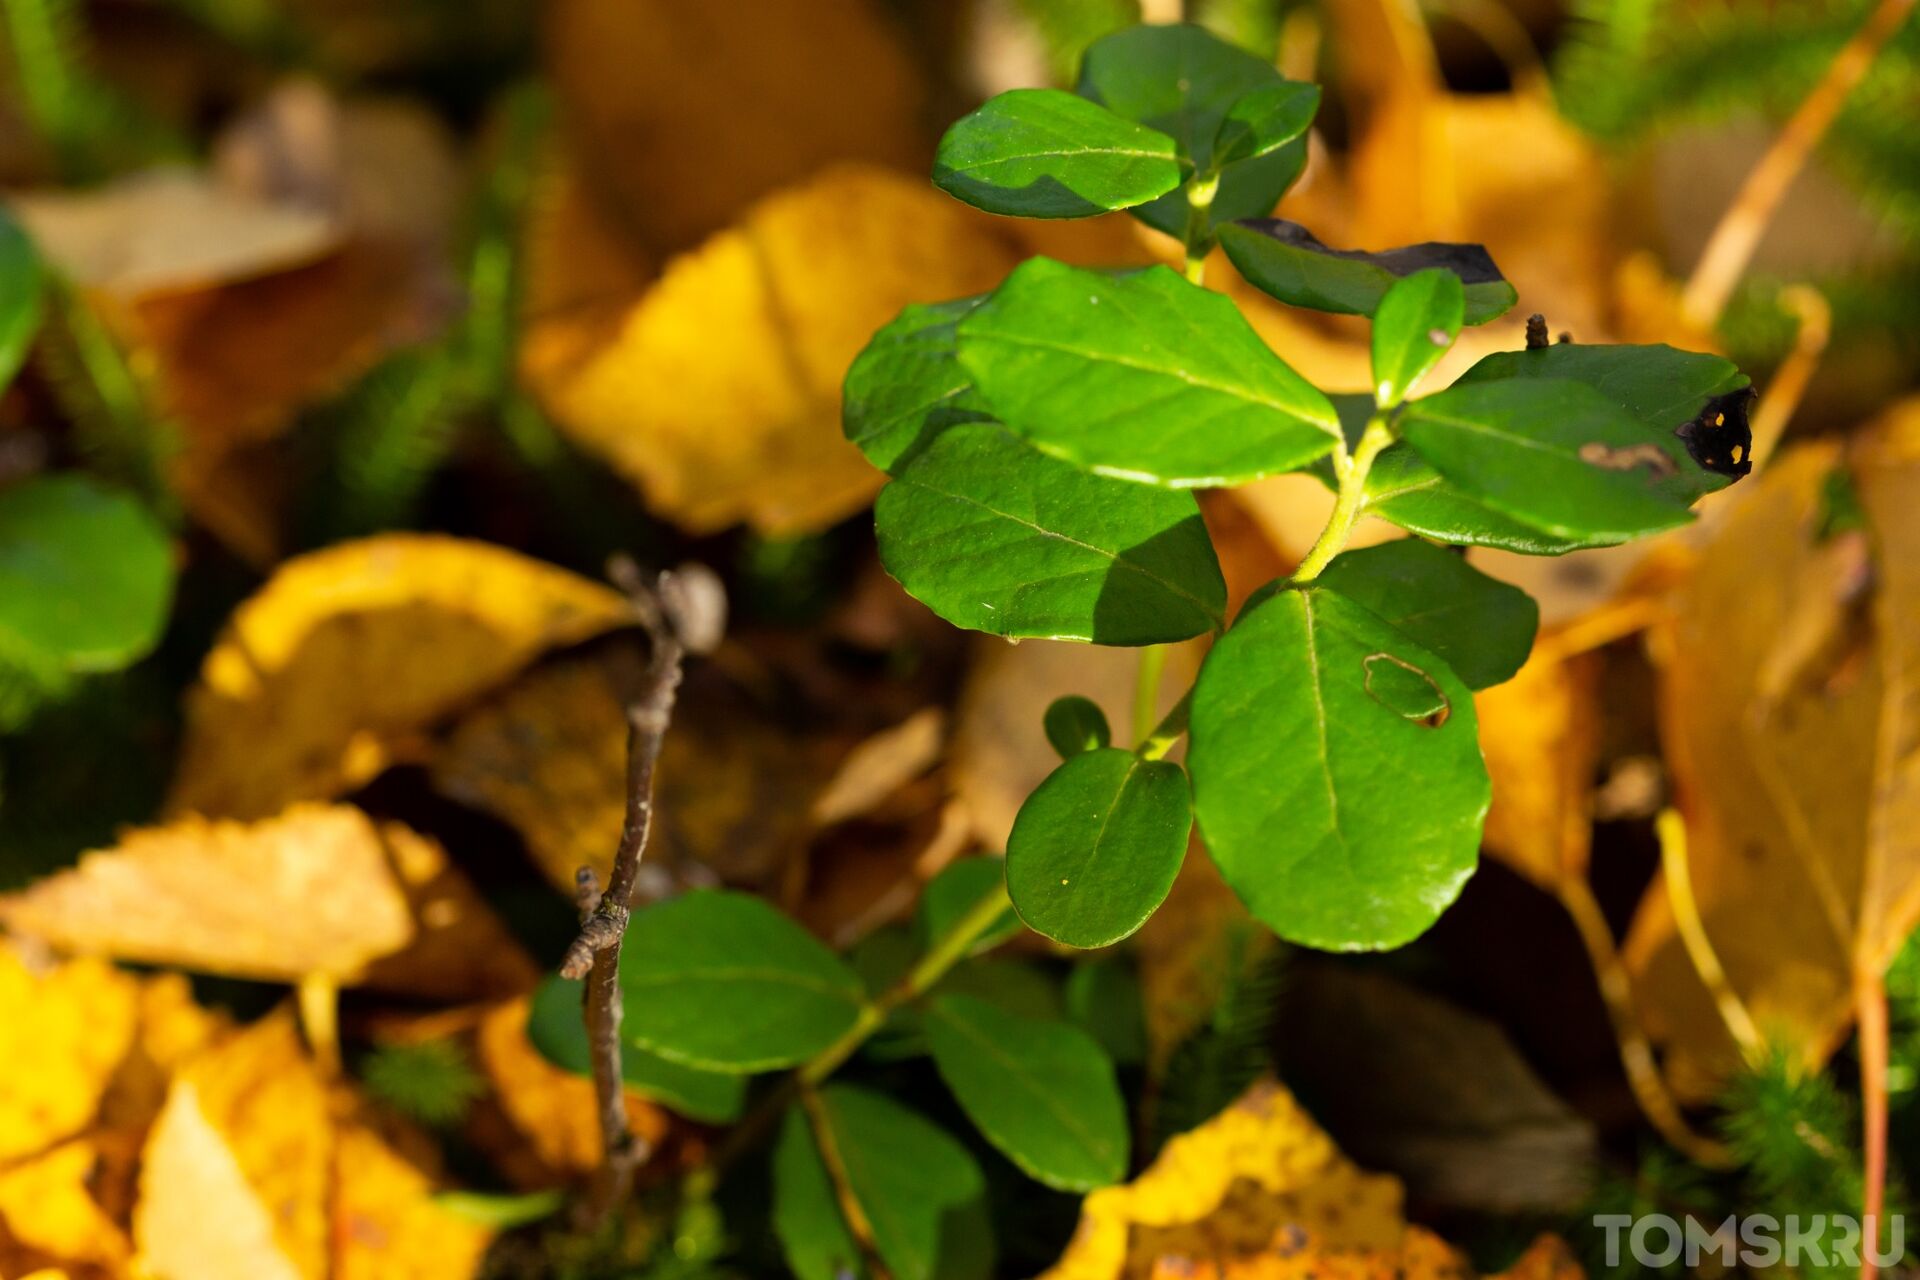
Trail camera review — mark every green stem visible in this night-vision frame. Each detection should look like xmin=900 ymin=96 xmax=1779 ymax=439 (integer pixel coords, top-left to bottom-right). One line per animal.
xmin=1132 ymin=644 xmax=1168 ymax=746
xmin=1182 ymin=173 xmax=1220 ymax=286
xmin=798 ymin=881 xmax=1012 ymax=1087
xmin=1290 ymin=414 xmax=1393 ymax=584
xmin=1136 ymin=688 xmax=1191 ymax=761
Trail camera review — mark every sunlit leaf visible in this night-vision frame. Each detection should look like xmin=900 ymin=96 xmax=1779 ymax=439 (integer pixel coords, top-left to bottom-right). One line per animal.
xmin=1219 ymin=218 xmax=1517 ymax=324
xmin=1317 ymin=539 xmax=1538 ymax=690
xmin=934 ymin=90 xmax=1183 ymax=219
xmin=1370 ymin=268 xmax=1463 ymax=409
xmin=842 ymin=297 xmax=991 ymax=475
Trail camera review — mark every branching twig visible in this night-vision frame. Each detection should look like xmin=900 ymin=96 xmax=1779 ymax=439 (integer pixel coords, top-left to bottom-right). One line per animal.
xmin=565 ymin=557 xmax=725 ymax=1230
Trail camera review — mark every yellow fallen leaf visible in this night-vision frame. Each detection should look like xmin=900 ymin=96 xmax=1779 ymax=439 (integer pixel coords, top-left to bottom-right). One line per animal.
xmin=168 ymin=535 xmax=630 ymax=819
xmin=0 ymin=945 xmax=139 ymax=1163
xmin=331 ymin=1116 xmax=493 ymax=1280
xmin=135 ymin=1012 xmax=330 ymax=1280
xmin=0 ymin=1140 xmax=130 ymax=1276
xmin=97 ymin=972 xmax=233 ymax=1138
xmin=528 ymin=163 xmax=1023 ymax=535
xmin=545 ymin=0 xmax=926 ymax=257
xmin=354 ymin=821 xmax=539 ymax=1001
xmin=1476 ymin=649 xmax=1604 ymax=892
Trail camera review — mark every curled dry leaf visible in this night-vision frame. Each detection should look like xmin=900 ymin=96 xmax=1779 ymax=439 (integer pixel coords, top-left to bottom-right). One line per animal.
xmin=525 ymin=164 xmax=1024 ymax=535
xmin=168 ymin=535 xmax=629 ymax=820
xmin=1040 ymin=1077 xmax=1584 ymax=1280
xmin=1626 ymin=409 xmax=1920 ymax=1093
xmin=0 ymin=804 xmax=533 ymax=998
xmin=545 ymin=0 xmax=925 ymax=257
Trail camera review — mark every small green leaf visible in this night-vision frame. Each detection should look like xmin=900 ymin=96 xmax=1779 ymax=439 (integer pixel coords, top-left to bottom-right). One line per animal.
xmin=1077 ymin=24 xmax=1309 ymax=237
xmin=526 ymin=973 xmax=748 ymax=1122
xmin=925 ymin=993 xmax=1128 ymax=1191
xmin=773 ymin=1105 xmax=866 ymax=1280
xmin=434 ymin=1190 xmax=565 ymax=1229
xmin=915 ymin=857 xmax=1021 ymax=956
xmin=812 ymin=1085 xmax=993 ymax=1280
xmin=1398 ymin=379 xmax=1699 ymax=542
xmin=0 ymin=475 xmax=172 ymax=679
xmin=619 ymin=890 xmax=867 ymax=1072
xmin=0 ymin=210 xmax=44 ymax=390
xmin=957 ymin=258 xmax=1338 ymax=487
xmin=843 ymin=298 xmax=991 ymax=473
xmin=1317 ymin=540 xmax=1538 ymax=690
xmin=1064 ymin=957 xmax=1148 ymax=1066
xmin=1371 ymin=268 xmax=1463 ymax=409
xmin=1188 ymin=586 xmax=1488 ymax=950
xmin=1211 ymin=83 xmax=1320 ymax=168
xmin=1453 ymin=342 xmax=1754 ymax=484
xmin=1044 ymin=694 xmax=1112 ymax=758
xmin=1006 ymin=747 xmax=1191 ymax=949
xmin=934 ymin=89 xmax=1184 ymax=220
xmin=1219 ymin=219 xmax=1517 ymax=324
xmin=875 ymin=422 xmax=1226 ymax=644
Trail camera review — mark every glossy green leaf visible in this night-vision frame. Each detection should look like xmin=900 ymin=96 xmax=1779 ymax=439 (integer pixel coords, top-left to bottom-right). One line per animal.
xmin=0 ymin=210 xmax=43 ymax=390
xmin=1064 ymin=957 xmax=1147 ymax=1066
xmin=1371 ymin=268 xmax=1463 ymax=409
xmin=934 ymin=958 xmax=1064 ymax=1022
xmin=619 ymin=890 xmax=866 ymax=1071
xmin=1454 ymin=342 xmax=1754 ymax=485
xmin=1077 ymin=24 xmax=1309 ymax=237
xmin=0 ymin=475 xmax=172 ymax=679
xmin=843 ymin=298 xmax=991 ymax=473
xmin=1317 ymin=539 xmax=1538 ymax=690
xmin=773 ymin=1105 xmax=866 ymax=1280
xmin=813 ymin=1085 xmax=992 ymax=1280
xmin=1006 ymin=747 xmax=1191 ymax=949
xmin=925 ymin=993 xmax=1128 ymax=1190
xmin=1187 ymin=586 xmax=1488 ymax=950
xmin=934 ymin=89 xmax=1184 ymax=219
xmin=434 ymin=1190 xmax=565 ymax=1229
xmin=1211 ymin=83 xmax=1320 ymax=168
xmin=525 ymin=973 xmax=747 ymax=1123
xmin=915 ymin=857 xmax=1021 ymax=956
xmin=874 ymin=422 xmax=1226 ymax=644
xmin=1044 ymin=694 xmax=1111 ymax=758
xmin=957 ymin=258 xmax=1338 ymax=486
xmin=1219 ymin=219 xmax=1517 ymax=324
xmin=1351 ymin=443 xmax=1594 ymax=554
xmin=1398 ymin=379 xmax=1699 ymax=542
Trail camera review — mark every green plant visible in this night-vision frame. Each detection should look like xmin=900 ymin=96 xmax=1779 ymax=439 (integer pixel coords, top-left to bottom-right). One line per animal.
xmin=532 ymin=22 xmax=1755 ymax=1277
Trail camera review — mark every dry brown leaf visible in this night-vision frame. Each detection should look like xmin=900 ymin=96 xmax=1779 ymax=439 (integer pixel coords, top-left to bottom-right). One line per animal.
xmin=0 ymin=945 xmax=139 ymax=1163
xmin=545 ymin=0 xmax=926 ymax=258
xmin=1041 ymin=1077 xmax=1559 ymax=1280
xmin=1624 ymin=418 xmax=1920 ymax=1093
xmin=331 ymin=1117 xmax=494 ymax=1280
xmin=810 ymin=708 xmax=947 ymax=828
xmin=355 ymin=822 xmax=539 ymax=1001
xmin=135 ymin=1012 xmax=330 ymax=1280
xmin=1133 ymin=851 xmax=1272 ymax=1074
xmin=168 ymin=535 xmax=629 ymax=819
xmin=527 ymin=163 xmax=1024 ymax=535
xmin=1477 ymin=649 xmax=1604 ymax=892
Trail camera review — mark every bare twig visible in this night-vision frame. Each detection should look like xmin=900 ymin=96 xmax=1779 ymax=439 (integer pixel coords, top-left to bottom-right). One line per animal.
xmin=565 ymin=558 xmax=725 ymax=1230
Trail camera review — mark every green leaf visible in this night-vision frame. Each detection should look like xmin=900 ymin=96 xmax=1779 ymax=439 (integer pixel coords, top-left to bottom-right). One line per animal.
xmin=1077 ymin=23 xmax=1310 ymax=237
xmin=1211 ymin=82 xmax=1320 ymax=169
xmin=843 ymin=298 xmax=992 ymax=474
xmin=1187 ymin=586 xmax=1488 ymax=950
xmin=526 ymin=973 xmax=747 ymax=1123
xmin=924 ymin=993 xmax=1128 ymax=1190
xmin=1006 ymin=746 xmax=1191 ymax=949
xmin=874 ymin=422 xmax=1226 ymax=644
xmin=619 ymin=890 xmax=867 ymax=1072
xmin=1351 ymin=442 xmax=1594 ymax=554
xmin=1371 ymin=268 xmax=1463 ymax=409
xmin=434 ymin=1190 xmax=565 ymax=1229
xmin=0 ymin=475 xmax=172 ymax=679
xmin=812 ymin=1085 xmax=993 ymax=1280
xmin=1064 ymin=957 xmax=1148 ymax=1066
xmin=0 ymin=209 xmax=44 ymax=390
xmin=1218 ymin=219 xmax=1517 ymax=324
xmin=1398 ymin=379 xmax=1700 ymax=542
xmin=1316 ymin=540 xmax=1538 ymax=690
xmin=773 ymin=1105 xmax=866 ymax=1280
xmin=915 ymin=857 xmax=1021 ymax=956
xmin=1453 ymin=342 xmax=1754 ymax=484
xmin=934 ymin=89 xmax=1184 ymax=220
xmin=957 ymin=258 xmax=1338 ymax=486
xmin=1044 ymin=694 xmax=1112 ymax=758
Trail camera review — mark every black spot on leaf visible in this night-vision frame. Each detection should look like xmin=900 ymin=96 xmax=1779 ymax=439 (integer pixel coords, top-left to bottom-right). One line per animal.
xmin=1674 ymin=386 xmax=1755 ymax=480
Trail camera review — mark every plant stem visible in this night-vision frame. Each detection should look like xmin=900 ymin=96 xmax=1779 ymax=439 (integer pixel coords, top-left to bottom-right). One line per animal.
xmin=1290 ymin=414 xmax=1392 ymax=584
xmin=1137 ymin=689 xmax=1191 ymax=761
xmin=1182 ymin=173 xmax=1220 ymax=286
xmin=1680 ymin=0 xmax=1917 ymax=329
xmin=800 ymin=881 xmax=1013 ymax=1087
xmin=1655 ymin=808 xmax=1765 ymax=1062
xmin=797 ymin=1084 xmax=888 ymax=1276
xmin=1132 ymin=644 xmax=1168 ymax=746
xmin=1859 ymin=969 xmax=1890 ymax=1280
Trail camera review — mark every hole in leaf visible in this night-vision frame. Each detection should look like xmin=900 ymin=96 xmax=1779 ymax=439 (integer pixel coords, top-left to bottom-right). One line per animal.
xmin=1576 ymin=441 xmax=1677 ymax=477
xmin=1362 ymin=653 xmax=1450 ymax=727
